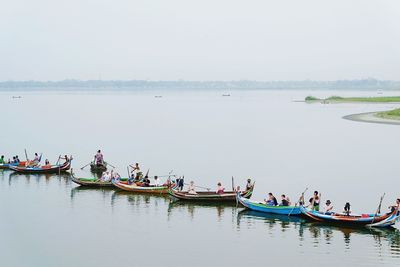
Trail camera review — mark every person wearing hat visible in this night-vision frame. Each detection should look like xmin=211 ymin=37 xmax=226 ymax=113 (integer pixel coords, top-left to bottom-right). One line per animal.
xmin=323 ymin=200 xmax=333 ymax=214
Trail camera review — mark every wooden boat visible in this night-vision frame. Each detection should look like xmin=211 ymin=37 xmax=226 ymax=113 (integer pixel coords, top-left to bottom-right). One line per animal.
xmin=168 ymin=184 xmax=254 ymax=202
xmin=237 ymin=193 xmax=301 ymax=215
xmin=0 ymin=161 xmax=27 ymax=170
xmin=300 ymin=206 xmax=400 ymax=228
xmin=9 ymin=160 xmax=71 ymax=174
xmin=112 ymin=179 xmax=173 ymax=194
xmin=71 ymin=174 xmax=128 ymax=187
xmin=90 ymin=162 xmax=107 ymax=172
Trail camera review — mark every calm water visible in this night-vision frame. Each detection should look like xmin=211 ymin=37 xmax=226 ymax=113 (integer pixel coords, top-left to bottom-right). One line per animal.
xmin=0 ymin=89 xmax=399 ymax=267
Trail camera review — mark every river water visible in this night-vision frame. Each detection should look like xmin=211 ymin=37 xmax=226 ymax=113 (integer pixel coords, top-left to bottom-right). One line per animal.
xmin=0 ymin=89 xmax=399 ymax=267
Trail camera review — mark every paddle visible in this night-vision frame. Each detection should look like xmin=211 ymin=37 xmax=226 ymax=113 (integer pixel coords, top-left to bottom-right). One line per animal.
xmin=288 ymin=187 xmax=308 ymax=216
xmin=106 ymin=162 xmax=116 ymax=169
xmin=24 ymin=149 xmax=28 ymax=161
xmin=231 ymin=176 xmax=235 ymax=191
xmin=183 ymin=183 xmax=211 ymax=191
xmin=372 ymin=193 xmax=385 ymax=223
xmin=80 ymin=162 xmax=91 ymax=170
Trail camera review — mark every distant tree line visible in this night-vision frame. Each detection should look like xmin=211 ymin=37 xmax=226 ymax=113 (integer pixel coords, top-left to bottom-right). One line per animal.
xmin=0 ymin=78 xmax=399 ymax=90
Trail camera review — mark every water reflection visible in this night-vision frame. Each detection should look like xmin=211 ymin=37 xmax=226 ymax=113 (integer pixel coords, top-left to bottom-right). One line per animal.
xmin=8 ymin=172 xmax=72 ymax=186
xmin=110 ymin=190 xmax=170 ymax=210
xmin=167 ymin=200 xmax=237 ymax=221
xmin=237 ymin=209 xmax=400 ymax=258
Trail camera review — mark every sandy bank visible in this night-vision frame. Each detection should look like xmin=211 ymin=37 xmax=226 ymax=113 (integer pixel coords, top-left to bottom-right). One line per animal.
xmin=343 ymin=112 xmax=400 ymax=125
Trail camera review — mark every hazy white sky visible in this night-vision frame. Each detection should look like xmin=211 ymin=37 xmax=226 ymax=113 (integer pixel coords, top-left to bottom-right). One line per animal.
xmin=0 ymin=0 xmax=399 ymax=81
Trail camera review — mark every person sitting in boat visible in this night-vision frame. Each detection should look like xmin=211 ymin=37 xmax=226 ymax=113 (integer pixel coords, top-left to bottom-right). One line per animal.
xmin=101 ymin=171 xmax=111 ymax=182
xmin=143 ymin=176 xmax=151 ymax=187
xmin=44 ymin=159 xmax=50 ymax=165
xmin=12 ymin=156 xmax=16 ymax=163
xmin=245 ymin=179 xmax=253 ymax=191
xmin=188 ymin=181 xmax=197 ymax=195
xmin=113 ymin=172 xmax=121 ymax=180
xmin=323 ymin=200 xmax=334 ymax=214
xmin=265 ymin=193 xmax=278 ymax=206
xmin=154 ymin=176 xmax=161 ymax=186
xmin=311 ymin=191 xmax=321 ymax=211
xmin=216 ymin=182 xmax=225 ymax=194
xmin=389 ymin=198 xmax=400 ymax=213
xmin=94 ymin=150 xmax=104 ymax=166
xmin=0 ymin=155 xmax=5 ymax=164
xmin=279 ymin=194 xmax=290 ymax=206
xmin=343 ymin=202 xmax=351 ymax=216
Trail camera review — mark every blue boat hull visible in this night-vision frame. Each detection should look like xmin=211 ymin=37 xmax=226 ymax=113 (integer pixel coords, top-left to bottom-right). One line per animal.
xmin=237 ymin=194 xmax=301 ymax=215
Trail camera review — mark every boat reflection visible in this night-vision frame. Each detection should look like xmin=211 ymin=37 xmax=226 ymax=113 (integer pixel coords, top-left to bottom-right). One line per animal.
xmin=70 ymin=186 xmax=116 ymax=203
xmin=110 ymin=190 xmax=170 ymax=210
xmin=167 ymin=200 xmax=237 ymax=221
xmin=8 ymin=172 xmax=72 ymax=186
xmin=236 ymin=208 xmax=400 ymax=257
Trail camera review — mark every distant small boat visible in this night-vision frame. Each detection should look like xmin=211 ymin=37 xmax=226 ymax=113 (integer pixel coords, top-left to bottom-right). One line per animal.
xmin=154 ymin=95 xmax=163 ymax=98
xmin=222 ymin=94 xmax=231 ymax=97
xmin=377 ymin=89 xmax=383 ymax=95
xmin=12 ymin=96 xmax=22 ymax=99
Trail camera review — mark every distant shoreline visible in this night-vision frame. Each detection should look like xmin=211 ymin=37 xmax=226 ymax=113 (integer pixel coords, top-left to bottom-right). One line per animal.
xmin=343 ymin=112 xmax=400 ymax=125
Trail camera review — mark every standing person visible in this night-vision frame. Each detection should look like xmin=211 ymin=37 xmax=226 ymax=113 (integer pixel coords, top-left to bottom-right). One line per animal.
xmin=94 ymin=150 xmax=104 ymax=166
xmin=216 ymin=182 xmax=225 ymax=194
xmin=311 ymin=191 xmax=321 ymax=211
xmin=130 ymin=163 xmax=141 ymax=180
xmin=0 ymin=155 xmax=5 ymax=164
xmin=177 ymin=176 xmax=184 ymax=191
xmin=60 ymin=155 xmax=70 ymax=163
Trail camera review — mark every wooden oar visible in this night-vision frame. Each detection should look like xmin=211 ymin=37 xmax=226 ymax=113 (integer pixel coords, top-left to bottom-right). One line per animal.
xmin=372 ymin=193 xmax=385 ymax=223
xmin=184 ymin=183 xmax=211 ymax=191
xmin=24 ymin=149 xmax=29 ymax=161
xmin=231 ymin=176 xmax=235 ymax=191
xmin=106 ymin=162 xmax=116 ymax=169
xmin=80 ymin=162 xmax=91 ymax=170
xmin=288 ymin=187 xmax=308 ymax=216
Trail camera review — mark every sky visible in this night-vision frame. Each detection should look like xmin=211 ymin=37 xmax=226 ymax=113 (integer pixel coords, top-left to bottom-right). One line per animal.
xmin=0 ymin=0 xmax=399 ymax=81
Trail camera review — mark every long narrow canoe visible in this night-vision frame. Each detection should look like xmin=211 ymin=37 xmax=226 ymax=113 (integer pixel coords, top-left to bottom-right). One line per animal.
xmin=168 ymin=184 xmax=254 ymax=202
xmin=112 ymin=179 xmax=172 ymax=194
xmin=300 ymin=205 xmax=400 ymax=228
xmin=9 ymin=160 xmax=71 ymax=174
xmin=237 ymin=193 xmax=301 ymax=215
xmin=0 ymin=161 xmax=27 ymax=170
xmin=71 ymin=174 xmax=128 ymax=187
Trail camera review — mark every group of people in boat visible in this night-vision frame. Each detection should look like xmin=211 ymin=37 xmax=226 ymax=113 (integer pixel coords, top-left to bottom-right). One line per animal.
xmin=0 ymin=155 xmax=21 ymax=164
xmin=183 ymin=178 xmax=254 ymax=195
xmin=264 ymin=192 xmax=291 ymax=206
xmin=100 ymin=170 xmax=121 ymax=182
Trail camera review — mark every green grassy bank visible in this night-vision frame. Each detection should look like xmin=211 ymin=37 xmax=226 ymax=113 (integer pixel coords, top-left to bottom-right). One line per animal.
xmin=305 ymin=95 xmax=400 ymax=103
xmin=376 ymin=108 xmax=400 ymax=120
